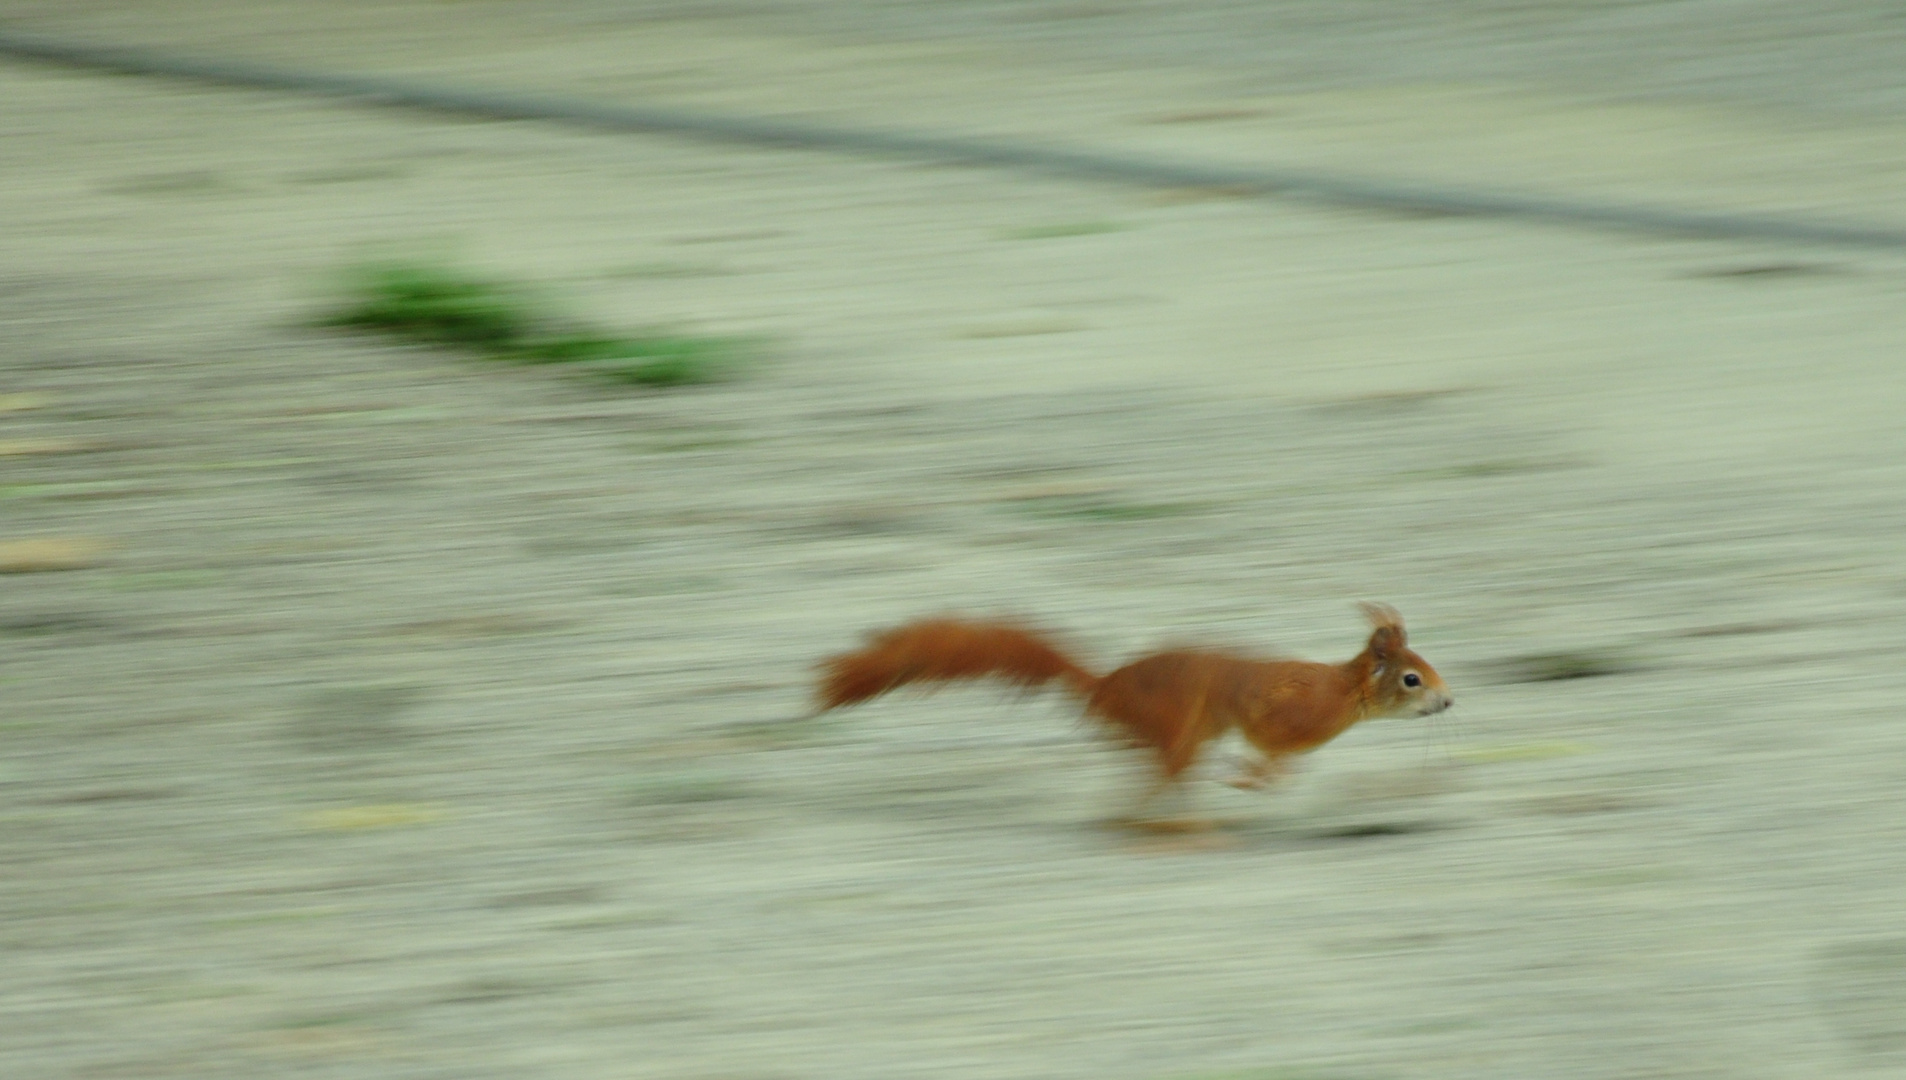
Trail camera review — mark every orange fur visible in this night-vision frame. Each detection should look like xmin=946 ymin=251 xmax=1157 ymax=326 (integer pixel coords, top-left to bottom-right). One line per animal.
xmin=815 ymin=605 xmax=1453 ymax=823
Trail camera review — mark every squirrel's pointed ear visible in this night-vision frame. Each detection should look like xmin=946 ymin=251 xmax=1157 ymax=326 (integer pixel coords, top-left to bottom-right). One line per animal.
xmin=1359 ymin=602 xmax=1407 ymax=658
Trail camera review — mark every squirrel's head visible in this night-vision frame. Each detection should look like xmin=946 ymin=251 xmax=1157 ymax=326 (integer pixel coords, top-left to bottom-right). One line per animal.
xmin=1356 ymin=603 xmax=1453 ymax=719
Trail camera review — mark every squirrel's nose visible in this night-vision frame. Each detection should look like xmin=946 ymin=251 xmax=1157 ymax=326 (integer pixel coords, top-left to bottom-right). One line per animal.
xmin=1436 ymin=692 xmax=1455 ymax=712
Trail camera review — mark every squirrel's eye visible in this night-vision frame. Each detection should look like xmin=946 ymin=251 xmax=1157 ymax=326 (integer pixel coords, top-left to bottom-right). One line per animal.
xmin=1402 ymin=672 xmax=1422 ymax=688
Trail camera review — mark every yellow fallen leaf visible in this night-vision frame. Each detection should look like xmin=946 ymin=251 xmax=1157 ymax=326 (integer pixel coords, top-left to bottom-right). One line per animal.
xmin=0 ymin=438 xmax=98 ymax=456
xmin=0 ymin=537 xmax=108 ymax=572
xmin=299 ymin=804 xmax=445 ymax=831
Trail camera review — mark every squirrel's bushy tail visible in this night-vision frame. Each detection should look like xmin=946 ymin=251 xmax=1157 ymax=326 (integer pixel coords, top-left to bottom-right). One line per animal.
xmin=816 ymin=618 xmax=1099 ymax=711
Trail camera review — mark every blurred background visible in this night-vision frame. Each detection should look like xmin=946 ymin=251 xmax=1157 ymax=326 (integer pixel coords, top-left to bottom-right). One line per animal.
xmin=3 ymin=3 xmax=1905 ymax=1077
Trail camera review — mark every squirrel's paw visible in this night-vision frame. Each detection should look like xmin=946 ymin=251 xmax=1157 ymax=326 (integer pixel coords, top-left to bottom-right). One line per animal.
xmin=1221 ymin=756 xmax=1286 ymax=791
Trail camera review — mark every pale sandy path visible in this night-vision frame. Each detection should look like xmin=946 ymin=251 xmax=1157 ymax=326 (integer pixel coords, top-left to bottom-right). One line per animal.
xmin=3 ymin=5 xmax=1906 ymax=1078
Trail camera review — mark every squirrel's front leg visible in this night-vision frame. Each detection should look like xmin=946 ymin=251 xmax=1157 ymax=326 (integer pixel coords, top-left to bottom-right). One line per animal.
xmin=1223 ymin=754 xmax=1288 ymax=791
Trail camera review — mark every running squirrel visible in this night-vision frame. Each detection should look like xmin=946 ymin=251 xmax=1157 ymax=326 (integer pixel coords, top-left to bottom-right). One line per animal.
xmin=815 ymin=603 xmax=1453 ymax=826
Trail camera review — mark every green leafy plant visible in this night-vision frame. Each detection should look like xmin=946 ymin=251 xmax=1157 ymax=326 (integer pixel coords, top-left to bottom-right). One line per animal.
xmin=325 ymin=261 xmax=754 ymax=387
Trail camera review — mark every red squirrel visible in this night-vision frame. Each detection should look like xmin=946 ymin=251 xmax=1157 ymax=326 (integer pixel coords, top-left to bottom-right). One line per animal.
xmin=815 ymin=603 xmax=1453 ymax=826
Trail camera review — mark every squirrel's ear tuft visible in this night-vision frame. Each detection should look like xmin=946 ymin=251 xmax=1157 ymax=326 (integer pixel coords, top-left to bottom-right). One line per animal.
xmin=1359 ymin=602 xmax=1407 ymax=658
xmin=1358 ymin=602 xmax=1405 ymax=635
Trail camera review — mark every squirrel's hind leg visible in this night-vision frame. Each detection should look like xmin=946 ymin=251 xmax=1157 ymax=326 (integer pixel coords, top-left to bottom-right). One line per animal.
xmin=1101 ymin=689 xmax=1218 ymax=833
xmin=1112 ymin=770 xmax=1211 ymax=834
